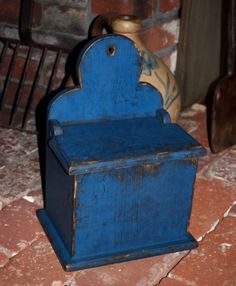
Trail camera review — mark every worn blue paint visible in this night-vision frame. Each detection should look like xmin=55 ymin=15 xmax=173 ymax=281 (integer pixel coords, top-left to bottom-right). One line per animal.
xmin=37 ymin=35 xmax=206 ymax=271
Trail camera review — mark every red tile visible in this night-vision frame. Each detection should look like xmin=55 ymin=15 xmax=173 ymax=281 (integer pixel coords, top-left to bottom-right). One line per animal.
xmin=72 ymin=251 xmax=188 ymax=286
xmin=168 ymin=216 xmax=236 ymax=286
xmin=0 ymin=199 xmax=44 ymax=257
xmin=0 ymin=236 xmax=76 ymax=285
xmin=189 ymin=178 xmax=236 ymax=240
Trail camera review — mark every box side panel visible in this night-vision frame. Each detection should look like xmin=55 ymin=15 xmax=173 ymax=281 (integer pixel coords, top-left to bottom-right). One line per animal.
xmin=45 ymin=146 xmax=74 ymax=255
xmin=74 ymin=159 xmax=197 ymax=258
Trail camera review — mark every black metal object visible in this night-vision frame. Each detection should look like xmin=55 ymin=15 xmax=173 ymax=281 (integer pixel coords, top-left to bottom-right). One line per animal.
xmin=0 ymin=0 xmax=69 ymax=132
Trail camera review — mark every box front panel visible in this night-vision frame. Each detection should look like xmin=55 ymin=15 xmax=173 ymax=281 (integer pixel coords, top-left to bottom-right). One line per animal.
xmin=74 ymin=159 xmax=197 ymax=258
xmin=45 ymin=146 xmax=74 ymax=255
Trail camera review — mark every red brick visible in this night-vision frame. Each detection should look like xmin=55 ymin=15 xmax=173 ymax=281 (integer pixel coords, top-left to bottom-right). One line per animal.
xmin=0 ymin=54 xmax=11 ymax=78
xmin=0 ymin=54 xmax=38 ymax=83
xmin=160 ymin=277 xmax=187 ymax=285
xmin=44 ymin=60 xmax=66 ymax=91
xmin=0 ymin=252 xmax=9 ymax=268
xmin=168 ymin=216 xmax=236 ymax=286
xmin=160 ymin=54 xmax=172 ymax=70
xmin=0 ymin=0 xmax=41 ymax=26
xmin=23 ymin=189 xmax=44 ymax=208
xmin=0 ymin=199 xmax=44 ymax=257
xmin=73 ymin=251 xmax=187 ymax=286
xmin=31 ymin=87 xmax=47 ymax=109
xmin=0 ymin=126 xmax=38 ymax=157
xmin=0 ymin=157 xmax=41 ymax=205
xmin=0 ymin=47 xmax=38 ymax=80
xmin=32 ymin=1 xmax=42 ymax=27
xmin=25 ymin=59 xmax=40 ymax=82
xmin=12 ymin=56 xmax=36 ymax=82
xmin=0 ymin=0 xmax=20 ymax=25
xmin=43 ymin=5 xmax=87 ymax=35
xmin=2 ymin=82 xmax=18 ymax=107
xmin=159 ymin=0 xmax=181 ymax=13
xmin=189 ymin=178 xmax=236 ymax=240
xmin=133 ymin=0 xmax=156 ymax=19
xmin=229 ymin=204 xmax=236 ymax=217
xmin=141 ymin=20 xmax=179 ymax=52
xmin=178 ymin=104 xmax=209 ymax=148
xmin=204 ymin=146 xmax=236 ymax=186
xmin=197 ymin=148 xmax=219 ymax=175
xmin=12 ymin=84 xmax=46 ymax=110
xmin=0 ymin=236 xmax=76 ymax=285
xmin=92 ymin=0 xmax=134 ymax=15
xmin=0 ymin=82 xmax=44 ymax=110
xmin=0 ymin=126 xmax=40 ymax=207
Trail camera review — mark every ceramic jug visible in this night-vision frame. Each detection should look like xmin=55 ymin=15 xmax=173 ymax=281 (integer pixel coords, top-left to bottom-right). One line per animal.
xmin=90 ymin=13 xmax=181 ymax=122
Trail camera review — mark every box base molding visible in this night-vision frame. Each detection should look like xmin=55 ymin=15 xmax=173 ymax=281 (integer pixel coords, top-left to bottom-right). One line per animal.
xmin=37 ymin=209 xmax=198 ymax=272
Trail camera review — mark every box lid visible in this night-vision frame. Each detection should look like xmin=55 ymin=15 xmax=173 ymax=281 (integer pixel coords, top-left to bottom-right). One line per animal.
xmin=49 ymin=117 xmax=206 ymax=175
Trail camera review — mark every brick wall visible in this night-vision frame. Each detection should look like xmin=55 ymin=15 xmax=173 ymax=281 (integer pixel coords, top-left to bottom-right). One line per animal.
xmin=0 ymin=0 xmax=181 ymax=68
xmin=0 ymin=0 xmax=181 ymax=124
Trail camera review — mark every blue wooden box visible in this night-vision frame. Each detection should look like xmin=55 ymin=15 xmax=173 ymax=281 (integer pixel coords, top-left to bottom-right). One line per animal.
xmin=37 ymin=35 xmax=206 ymax=271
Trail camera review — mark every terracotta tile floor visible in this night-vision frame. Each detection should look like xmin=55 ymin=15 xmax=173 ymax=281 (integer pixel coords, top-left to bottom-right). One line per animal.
xmin=0 ymin=103 xmax=235 ymax=286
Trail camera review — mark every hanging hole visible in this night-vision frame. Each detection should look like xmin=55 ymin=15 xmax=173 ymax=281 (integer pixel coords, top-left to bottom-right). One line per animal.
xmin=107 ymin=45 xmax=116 ymax=56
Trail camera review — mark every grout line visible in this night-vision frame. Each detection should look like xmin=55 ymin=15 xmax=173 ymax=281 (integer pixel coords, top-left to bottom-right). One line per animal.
xmin=224 ymin=201 xmax=236 ymax=217
xmin=196 ymin=219 xmax=220 ymax=242
xmin=64 ymin=272 xmax=79 ymax=286
xmin=0 ymin=232 xmax=45 ymax=269
xmin=167 ymin=273 xmax=196 ymax=286
xmin=156 ymin=250 xmax=191 ymax=285
xmin=157 ymin=200 xmax=236 ymax=285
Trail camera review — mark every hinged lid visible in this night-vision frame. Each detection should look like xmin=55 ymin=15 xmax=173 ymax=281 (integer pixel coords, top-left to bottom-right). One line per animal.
xmin=49 ymin=117 xmax=206 ymax=175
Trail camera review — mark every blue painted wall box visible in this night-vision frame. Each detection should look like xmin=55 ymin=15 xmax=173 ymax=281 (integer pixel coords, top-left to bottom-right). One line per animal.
xmin=37 ymin=35 xmax=206 ymax=271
